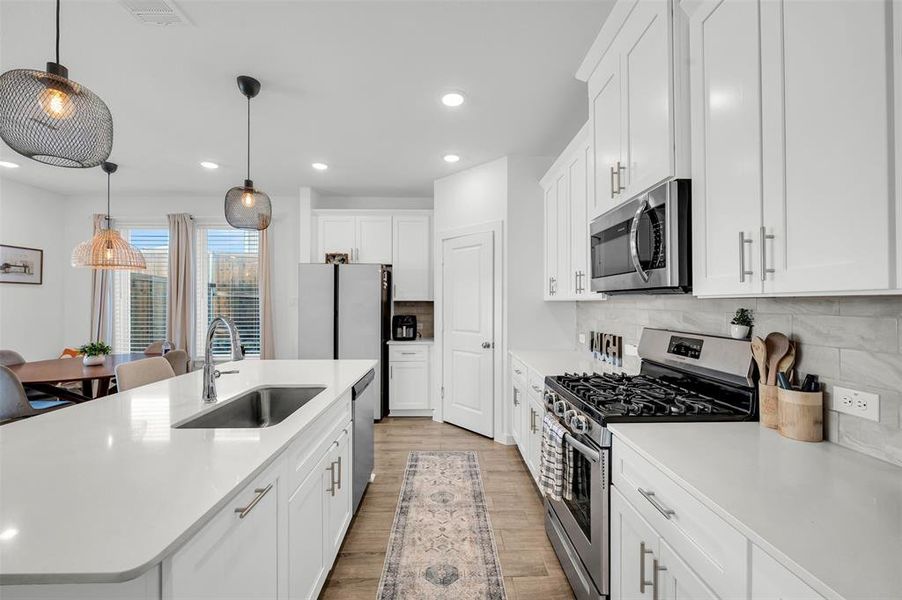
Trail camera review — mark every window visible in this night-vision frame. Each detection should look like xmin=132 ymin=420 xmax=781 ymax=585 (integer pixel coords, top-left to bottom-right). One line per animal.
xmin=112 ymin=229 xmax=169 ymax=353
xmin=195 ymin=227 xmax=260 ymax=358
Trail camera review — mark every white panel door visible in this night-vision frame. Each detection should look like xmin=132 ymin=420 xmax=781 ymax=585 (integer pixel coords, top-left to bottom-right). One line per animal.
xmin=621 ymin=0 xmax=672 ymax=197
xmin=355 ymin=216 xmax=393 ymax=264
xmin=390 ymin=361 xmax=429 ymax=411
xmin=688 ymin=0 xmax=763 ymax=295
xmin=569 ymin=144 xmax=590 ymax=297
xmin=392 ymin=215 xmax=432 ymax=300
xmin=317 ymin=216 xmax=356 ymax=263
xmin=611 ymin=487 xmax=658 ymax=600
xmin=442 ymin=231 xmax=494 ymax=438
xmin=166 ymin=469 xmax=278 ymax=600
xmin=761 ymin=0 xmax=892 ymax=293
xmin=658 ymin=540 xmax=718 ymax=600
xmin=544 ymin=184 xmax=559 ymax=299
xmin=287 ymin=454 xmax=328 ymax=600
xmin=590 ymin=54 xmax=623 ymax=217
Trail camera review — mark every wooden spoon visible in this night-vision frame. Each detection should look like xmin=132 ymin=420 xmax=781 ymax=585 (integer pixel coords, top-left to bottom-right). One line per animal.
xmin=751 ymin=336 xmax=768 ymax=383
xmin=777 ymin=341 xmax=796 ymax=382
xmin=764 ymin=332 xmax=791 ymax=386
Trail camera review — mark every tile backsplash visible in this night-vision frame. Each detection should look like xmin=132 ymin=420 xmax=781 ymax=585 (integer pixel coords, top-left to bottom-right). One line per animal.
xmin=576 ymin=295 xmax=902 ymax=467
xmin=393 ymin=301 xmax=434 ymax=339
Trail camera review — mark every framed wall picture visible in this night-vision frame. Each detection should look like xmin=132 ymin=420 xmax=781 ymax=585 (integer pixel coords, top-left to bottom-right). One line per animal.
xmin=0 ymin=244 xmax=43 ymax=285
xmin=325 ymin=252 xmax=350 ymax=264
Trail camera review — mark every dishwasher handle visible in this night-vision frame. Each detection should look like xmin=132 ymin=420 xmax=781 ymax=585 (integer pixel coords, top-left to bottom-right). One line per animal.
xmin=352 ymin=369 xmax=376 ymax=400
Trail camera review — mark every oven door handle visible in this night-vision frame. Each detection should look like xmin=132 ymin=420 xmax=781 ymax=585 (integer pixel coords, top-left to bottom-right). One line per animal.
xmin=629 ymin=197 xmax=651 ymax=283
xmin=564 ymin=432 xmax=600 ymax=463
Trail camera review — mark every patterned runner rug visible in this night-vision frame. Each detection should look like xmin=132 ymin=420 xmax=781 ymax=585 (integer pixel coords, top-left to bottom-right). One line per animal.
xmin=377 ymin=451 xmax=506 ymax=599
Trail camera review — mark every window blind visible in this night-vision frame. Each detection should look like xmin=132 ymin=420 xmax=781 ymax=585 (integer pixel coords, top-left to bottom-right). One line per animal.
xmin=195 ymin=228 xmax=260 ymax=358
xmin=112 ymin=229 xmax=169 ymax=353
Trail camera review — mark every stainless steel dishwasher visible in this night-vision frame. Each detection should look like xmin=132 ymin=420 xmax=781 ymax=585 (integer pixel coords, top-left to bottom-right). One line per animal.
xmin=351 ymin=369 xmax=375 ymax=513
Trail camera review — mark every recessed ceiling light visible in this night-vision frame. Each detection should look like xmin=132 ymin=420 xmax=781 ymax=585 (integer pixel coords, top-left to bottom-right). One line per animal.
xmin=200 ymin=161 xmax=219 ymax=170
xmin=443 ymin=154 xmax=460 ymax=163
xmin=441 ymin=92 xmax=465 ymax=107
xmin=0 ymin=160 xmax=20 ymax=168
xmin=312 ymin=162 xmax=329 ymax=171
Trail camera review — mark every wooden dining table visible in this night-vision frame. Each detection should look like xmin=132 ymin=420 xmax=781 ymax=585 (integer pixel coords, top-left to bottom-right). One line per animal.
xmin=7 ymin=353 xmax=157 ymax=402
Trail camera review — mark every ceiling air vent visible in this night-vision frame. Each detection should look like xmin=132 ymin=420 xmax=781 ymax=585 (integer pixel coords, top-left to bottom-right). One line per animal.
xmin=119 ymin=0 xmax=190 ymax=26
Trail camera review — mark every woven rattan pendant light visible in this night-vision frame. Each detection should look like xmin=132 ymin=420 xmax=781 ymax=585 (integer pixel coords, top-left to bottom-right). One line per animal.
xmin=71 ymin=162 xmax=146 ymax=271
xmin=0 ymin=0 xmax=113 ymax=168
xmin=224 ymin=76 xmax=271 ymax=231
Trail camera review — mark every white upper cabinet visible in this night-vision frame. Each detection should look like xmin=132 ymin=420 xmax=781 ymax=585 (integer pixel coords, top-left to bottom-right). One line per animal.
xmin=687 ymin=0 xmax=897 ymax=296
xmin=542 ymin=123 xmax=593 ymax=300
xmin=579 ymin=0 xmax=690 ymax=214
xmin=688 ymin=0 xmax=763 ymax=296
xmin=355 ymin=216 xmax=393 ymax=264
xmin=760 ymin=0 xmax=892 ymax=293
xmin=317 ymin=215 xmax=357 ymax=262
xmin=392 ymin=215 xmax=433 ymax=300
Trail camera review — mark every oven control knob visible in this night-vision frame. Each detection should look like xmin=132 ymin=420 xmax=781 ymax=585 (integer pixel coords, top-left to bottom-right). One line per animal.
xmin=564 ymin=409 xmax=577 ymax=424
xmin=570 ymin=414 xmax=591 ymax=434
xmin=543 ymin=391 xmax=557 ymax=410
xmin=553 ymin=400 xmax=568 ymax=416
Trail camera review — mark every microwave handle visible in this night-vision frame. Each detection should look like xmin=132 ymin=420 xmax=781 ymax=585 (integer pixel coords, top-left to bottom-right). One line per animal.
xmin=629 ymin=198 xmax=651 ymax=282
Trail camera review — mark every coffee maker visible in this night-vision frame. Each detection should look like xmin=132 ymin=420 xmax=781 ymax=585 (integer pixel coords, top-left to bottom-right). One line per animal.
xmin=392 ymin=315 xmax=417 ymax=341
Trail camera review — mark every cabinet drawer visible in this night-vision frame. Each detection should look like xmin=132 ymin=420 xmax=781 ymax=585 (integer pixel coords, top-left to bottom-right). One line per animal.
xmin=389 ymin=345 xmax=428 ymax=362
xmin=511 ymin=355 xmax=527 ymax=381
xmin=286 ymin=394 xmax=351 ymax=496
xmin=612 ymin=440 xmax=748 ymax=599
xmin=527 ymin=370 xmax=545 ymax=397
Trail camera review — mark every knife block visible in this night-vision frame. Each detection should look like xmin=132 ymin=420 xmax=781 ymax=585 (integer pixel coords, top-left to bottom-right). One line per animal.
xmin=758 ymin=383 xmax=779 ymax=429
xmin=777 ymin=388 xmax=824 ymax=442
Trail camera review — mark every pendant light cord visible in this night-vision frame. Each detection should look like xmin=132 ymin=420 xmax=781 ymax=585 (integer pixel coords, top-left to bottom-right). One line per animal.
xmin=246 ymin=96 xmax=251 ymax=181
xmin=105 ymin=171 xmax=111 ymax=226
xmin=55 ymin=0 xmax=60 ymax=64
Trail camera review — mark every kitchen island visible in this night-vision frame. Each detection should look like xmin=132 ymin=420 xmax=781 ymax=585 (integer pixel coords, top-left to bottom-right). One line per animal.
xmin=0 ymin=359 xmax=375 ymax=599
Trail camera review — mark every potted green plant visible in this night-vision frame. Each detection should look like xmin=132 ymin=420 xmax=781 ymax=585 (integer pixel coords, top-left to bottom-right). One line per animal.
xmin=730 ymin=308 xmax=754 ymax=339
xmin=78 ymin=341 xmax=112 ymax=366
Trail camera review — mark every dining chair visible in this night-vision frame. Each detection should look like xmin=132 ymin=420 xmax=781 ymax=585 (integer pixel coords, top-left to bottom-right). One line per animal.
xmin=115 ymin=357 xmax=176 ymax=392
xmin=0 ymin=349 xmax=73 ymax=409
xmin=163 ymin=349 xmax=191 ymax=376
xmin=144 ymin=340 xmax=175 ymax=355
xmin=0 ymin=366 xmax=72 ymax=424
xmin=0 ymin=349 xmax=25 ymax=367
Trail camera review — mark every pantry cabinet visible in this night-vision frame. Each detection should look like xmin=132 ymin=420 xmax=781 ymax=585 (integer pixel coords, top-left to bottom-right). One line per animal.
xmin=579 ymin=0 xmax=690 ymax=214
xmin=687 ymin=0 xmax=897 ymax=296
xmin=542 ymin=123 xmax=592 ymax=301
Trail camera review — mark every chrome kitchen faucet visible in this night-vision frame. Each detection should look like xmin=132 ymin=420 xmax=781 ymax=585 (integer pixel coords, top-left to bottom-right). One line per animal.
xmin=202 ymin=315 xmax=244 ymax=403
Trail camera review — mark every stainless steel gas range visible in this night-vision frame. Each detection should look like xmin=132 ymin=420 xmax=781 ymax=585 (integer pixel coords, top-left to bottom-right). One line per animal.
xmin=542 ymin=328 xmax=757 ymax=600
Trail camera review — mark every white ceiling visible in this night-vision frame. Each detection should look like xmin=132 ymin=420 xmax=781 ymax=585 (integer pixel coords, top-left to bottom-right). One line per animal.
xmin=0 ymin=0 xmax=612 ymax=197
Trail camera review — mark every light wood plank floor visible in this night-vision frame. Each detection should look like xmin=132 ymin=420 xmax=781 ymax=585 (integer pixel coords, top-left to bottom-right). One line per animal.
xmin=320 ymin=417 xmax=576 ymax=600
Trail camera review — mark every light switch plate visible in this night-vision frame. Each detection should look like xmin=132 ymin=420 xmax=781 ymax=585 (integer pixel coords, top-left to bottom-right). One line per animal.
xmin=578 ymin=333 xmax=586 ymax=344
xmin=832 ymin=386 xmax=880 ymax=423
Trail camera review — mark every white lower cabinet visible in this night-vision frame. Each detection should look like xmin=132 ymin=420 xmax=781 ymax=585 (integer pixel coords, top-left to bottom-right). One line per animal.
xmin=658 ymin=540 xmax=718 ymax=600
xmin=164 ymin=466 xmax=280 ymax=600
xmin=388 ymin=344 xmax=431 ymax=414
xmin=164 ymin=395 xmax=354 ymax=600
xmin=751 ymin=546 xmax=825 ymax=600
xmin=510 ymin=368 xmax=526 ymax=450
xmin=610 ymin=487 xmax=657 ymax=600
xmin=525 ymin=392 xmax=544 ymax=484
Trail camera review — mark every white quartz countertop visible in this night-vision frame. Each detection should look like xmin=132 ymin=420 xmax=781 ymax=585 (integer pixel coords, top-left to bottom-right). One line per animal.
xmin=387 ymin=338 xmax=433 ymax=345
xmin=608 ymin=422 xmax=902 ymax=600
xmin=510 ymin=349 xmax=600 ymax=376
xmin=0 ymin=359 xmax=375 ymax=585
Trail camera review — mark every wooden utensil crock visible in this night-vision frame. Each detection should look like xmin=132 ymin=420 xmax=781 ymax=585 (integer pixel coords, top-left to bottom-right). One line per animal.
xmin=759 ymin=383 xmax=779 ymax=429
xmin=777 ymin=387 xmax=824 ymax=442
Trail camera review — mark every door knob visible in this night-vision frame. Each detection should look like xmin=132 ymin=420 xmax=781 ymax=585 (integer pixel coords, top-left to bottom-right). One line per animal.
xmin=481 ymin=341 xmax=492 ymax=349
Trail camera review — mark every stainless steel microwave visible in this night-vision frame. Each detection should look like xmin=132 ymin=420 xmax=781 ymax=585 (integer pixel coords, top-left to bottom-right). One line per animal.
xmin=590 ymin=179 xmax=691 ymax=294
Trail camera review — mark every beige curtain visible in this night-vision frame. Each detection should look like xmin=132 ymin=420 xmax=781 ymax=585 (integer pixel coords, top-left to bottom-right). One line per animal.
xmin=89 ymin=214 xmax=112 ymax=343
xmin=167 ymin=214 xmax=195 ymax=354
xmin=259 ymin=227 xmax=275 ymax=359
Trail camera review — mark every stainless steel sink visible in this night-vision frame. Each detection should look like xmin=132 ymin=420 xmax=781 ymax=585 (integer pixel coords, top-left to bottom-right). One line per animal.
xmin=175 ymin=386 xmax=326 ymax=429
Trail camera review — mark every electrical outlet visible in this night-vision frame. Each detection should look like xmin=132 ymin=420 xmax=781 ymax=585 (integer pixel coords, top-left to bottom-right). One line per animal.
xmin=578 ymin=333 xmax=586 ymax=345
xmin=832 ymin=386 xmax=880 ymax=423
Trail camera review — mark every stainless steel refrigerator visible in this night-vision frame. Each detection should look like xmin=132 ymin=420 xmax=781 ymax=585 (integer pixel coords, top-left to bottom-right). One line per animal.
xmin=297 ymin=263 xmax=391 ymax=420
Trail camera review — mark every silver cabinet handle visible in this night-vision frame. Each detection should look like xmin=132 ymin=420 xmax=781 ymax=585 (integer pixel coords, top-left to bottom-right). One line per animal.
xmin=327 ymin=461 xmax=338 ymax=497
xmin=760 ymin=226 xmax=775 ymax=281
xmin=575 ymin=271 xmax=579 ymax=294
xmin=513 ymin=387 xmax=520 ymax=406
xmin=640 ymin=541 xmax=654 ymax=593
xmin=235 ymin=483 xmax=273 ymax=519
xmin=638 ymin=488 xmax=676 ymax=519
xmin=390 ymin=366 xmax=393 ymax=379
xmin=610 ymin=165 xmax=618 ymax=197
xmin=739 ymin=232 xmax=753 ymax=282
xmin=529 ymin=409 xmax=535 ymax=433
xmin=531 ymin=385 xmax=542 ymax=393
xmin=617 ymin=161 xmax=626 ymax=192
xmin=514 ymin=369 xmax=523 ymax=375
xmin=400 ymin=351 xmax=416 ymax=355
xmin=336 ymin=456 xmax=343 ymax=490
xmin=653 ymin=559 xmax=667 ymax=600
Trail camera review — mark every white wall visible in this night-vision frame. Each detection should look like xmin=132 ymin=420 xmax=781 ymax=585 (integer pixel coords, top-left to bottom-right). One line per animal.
xmin=62 ymin=193 xmax=300 ymax=359
xmin=434 ymin=158 xmax=508 ymax=232
xmin=0 ymin=179 xmax=68 ymax=360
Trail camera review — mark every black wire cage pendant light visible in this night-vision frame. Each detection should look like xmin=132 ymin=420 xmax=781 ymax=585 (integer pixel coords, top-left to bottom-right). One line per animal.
xmin=224 ymin=76 xmax=271 ymax=231
xmin=0 ymin=0 xmax=113 ymax=168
